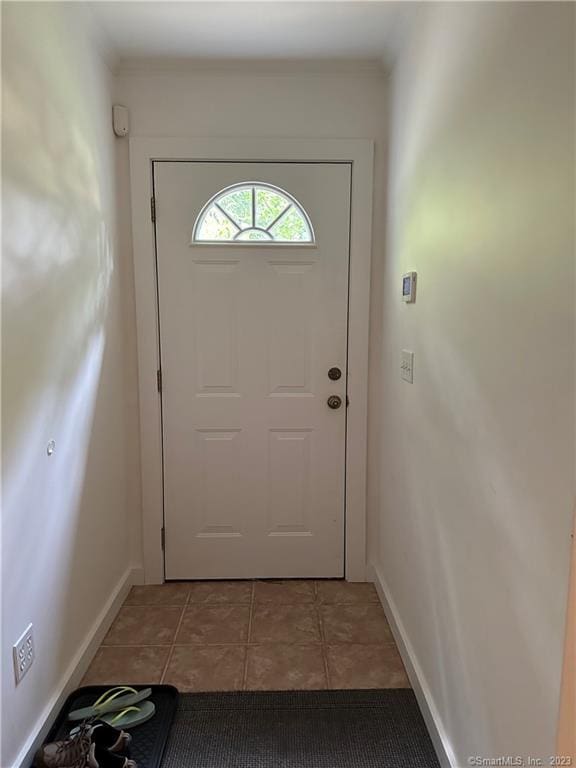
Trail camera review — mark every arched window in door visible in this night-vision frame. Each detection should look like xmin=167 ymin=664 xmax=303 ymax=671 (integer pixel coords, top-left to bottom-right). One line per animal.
xmin=192 ymin=182 xmax=315 ymax=244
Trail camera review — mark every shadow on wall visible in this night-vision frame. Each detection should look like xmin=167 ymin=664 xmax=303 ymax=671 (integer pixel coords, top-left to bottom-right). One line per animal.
xmin=1 ymin=4 xmax=131 ymax=765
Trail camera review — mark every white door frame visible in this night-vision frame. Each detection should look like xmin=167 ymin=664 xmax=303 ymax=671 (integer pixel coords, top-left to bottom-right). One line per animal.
xmin=129 ymin=137 xmax=374 ymax=584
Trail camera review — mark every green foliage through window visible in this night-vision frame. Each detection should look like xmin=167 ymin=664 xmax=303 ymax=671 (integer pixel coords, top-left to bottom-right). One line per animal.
xmin=193 ymin=183 xmax=314 ymax=243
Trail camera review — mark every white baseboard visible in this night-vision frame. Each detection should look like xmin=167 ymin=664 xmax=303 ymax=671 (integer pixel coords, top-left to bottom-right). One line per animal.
xmin=367 ymin=562 xmax=457 ymax=768
xmin=15 ymin=567 xmax=136 ymax=768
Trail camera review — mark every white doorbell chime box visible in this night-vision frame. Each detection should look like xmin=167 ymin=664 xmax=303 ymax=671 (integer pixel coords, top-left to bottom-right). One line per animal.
xmin=112 ymin=105 xmax=130 ymax=137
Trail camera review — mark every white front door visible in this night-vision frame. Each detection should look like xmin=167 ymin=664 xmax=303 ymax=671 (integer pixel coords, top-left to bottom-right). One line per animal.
xmin=154 ymin=162 xmax=351 ymax=579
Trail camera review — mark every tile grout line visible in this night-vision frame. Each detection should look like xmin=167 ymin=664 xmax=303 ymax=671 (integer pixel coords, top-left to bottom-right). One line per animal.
xmin=100 ymin=640 xmax=397 ymax=648
xmin=126 ymin=602 xmax=380 ymax=608
xmin=160 ymin=604 xmax=187 ymax=684
xmin=314 ymin=581 xmax=332 ymax=691
xmin=159 ymin=645 xmax=176 ymax=686
xmin=315 ymin=588 xmax=332 ymax=690
xmin=241 ymin=581 xmax=256 ymax=690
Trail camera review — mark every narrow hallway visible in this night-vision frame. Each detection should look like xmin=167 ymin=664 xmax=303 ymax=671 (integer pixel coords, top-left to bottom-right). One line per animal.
xmin=84 ymin=581 xmax=410 ymax=692
xmin=3 ymin=2 xmax=574 ymax=765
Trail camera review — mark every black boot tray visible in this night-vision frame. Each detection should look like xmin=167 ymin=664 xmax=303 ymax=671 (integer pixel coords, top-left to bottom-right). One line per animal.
xmin=34 ymin=684 xmax=178 ymax=768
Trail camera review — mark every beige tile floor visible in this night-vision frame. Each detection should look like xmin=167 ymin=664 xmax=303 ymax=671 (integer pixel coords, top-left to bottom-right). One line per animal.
xmin=83 ymin=580 xmax=410 ymax=692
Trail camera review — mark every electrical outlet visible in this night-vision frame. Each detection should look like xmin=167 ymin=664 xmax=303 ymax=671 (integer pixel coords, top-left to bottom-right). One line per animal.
xmin=13 ymin=624 xmax=34 ymax=684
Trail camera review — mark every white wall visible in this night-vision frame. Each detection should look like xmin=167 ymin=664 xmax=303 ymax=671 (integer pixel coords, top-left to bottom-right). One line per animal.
xmin=373 ymin=2 xmax=575 ymax=764
xmin=115 ymin=63 xmax=389 ymax=564
xmin=1 ymin=4 xmax=140 ymax=765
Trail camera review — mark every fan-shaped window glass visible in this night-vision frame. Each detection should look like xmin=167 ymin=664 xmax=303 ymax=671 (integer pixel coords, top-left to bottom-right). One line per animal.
xmin=193 ymin=183 xmax=315 ymax=244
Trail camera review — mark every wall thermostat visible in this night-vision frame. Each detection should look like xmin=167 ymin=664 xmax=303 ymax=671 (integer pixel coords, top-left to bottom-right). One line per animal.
xmin=402 ymin=271 xmax=417 ymax=303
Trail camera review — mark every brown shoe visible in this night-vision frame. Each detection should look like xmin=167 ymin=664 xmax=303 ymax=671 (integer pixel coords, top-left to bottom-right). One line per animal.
xmin=70 ymin=721 xmax=131 ymax=755
xmin=36 ymin=730 xmax=137 ymax=768
xmin=34 ymin=723 xmax=92 ymax=768
xmin=92 ymin=744 xmax=136 ymax=768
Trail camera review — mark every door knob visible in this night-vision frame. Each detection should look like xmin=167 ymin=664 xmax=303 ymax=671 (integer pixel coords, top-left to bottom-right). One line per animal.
xmin=328 ymin=367 xmax=342 ymax=381
xmin=327 ymin=395 xmax=343 ymax=410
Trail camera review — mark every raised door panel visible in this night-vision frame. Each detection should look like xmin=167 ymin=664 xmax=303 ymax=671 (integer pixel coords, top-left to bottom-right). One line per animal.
xmin=267 ymin=429 xmax=313 ymax=537
xmin=193 ymin=429 xmax=244 ymax=538
xmin=192 ymin=262 xmax=241 ymax=397
xmin=266 ymin=261 xmax=316 ymax=397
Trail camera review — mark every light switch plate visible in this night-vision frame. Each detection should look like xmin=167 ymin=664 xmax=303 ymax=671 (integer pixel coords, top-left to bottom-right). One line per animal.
xmin=401 ymin=350 xmax=414 ymax=383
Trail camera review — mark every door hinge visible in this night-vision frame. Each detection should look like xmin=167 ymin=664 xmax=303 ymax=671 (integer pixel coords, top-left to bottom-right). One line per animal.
xmin=161 ymin=526 xmax=165 ymax=550
xmin=157 ymin=368 xmax=162 ymax=393
xmin=346 ymin=395 xmax=350 ymax=408
xmin=150 ymin=196 xmax=156 ymax=222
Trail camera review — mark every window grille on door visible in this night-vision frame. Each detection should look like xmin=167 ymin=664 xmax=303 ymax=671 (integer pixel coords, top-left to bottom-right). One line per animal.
xmin=192 ymin=182 xmax=315 ymax=244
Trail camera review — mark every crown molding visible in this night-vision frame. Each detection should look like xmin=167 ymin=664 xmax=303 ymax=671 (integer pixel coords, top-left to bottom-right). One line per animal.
xmin=114 ymin=56 xmax=388 ymax=77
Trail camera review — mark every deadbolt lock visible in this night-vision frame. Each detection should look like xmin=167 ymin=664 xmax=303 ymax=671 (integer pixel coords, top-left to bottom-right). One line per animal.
xmin=328 ymin=367 xmax=342 ymax=381
xmin=327 ymin=395 xmax=343 ymax=410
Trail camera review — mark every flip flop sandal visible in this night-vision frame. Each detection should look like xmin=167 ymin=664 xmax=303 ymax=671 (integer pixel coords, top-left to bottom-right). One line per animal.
xmin=100 ymin=701 xmax=156 ymax=730
xmin=68 ymin=687 xmax=152 ymax=722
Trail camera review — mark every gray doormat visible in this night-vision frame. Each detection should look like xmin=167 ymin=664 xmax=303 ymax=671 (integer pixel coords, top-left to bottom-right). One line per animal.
xmin=161 ymin=690 xmax=440 ymax=768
